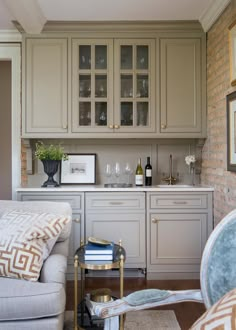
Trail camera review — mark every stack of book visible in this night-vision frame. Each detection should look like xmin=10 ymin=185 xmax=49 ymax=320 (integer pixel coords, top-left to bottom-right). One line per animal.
xmin=84 ymin=242 xmax=114 ymax=261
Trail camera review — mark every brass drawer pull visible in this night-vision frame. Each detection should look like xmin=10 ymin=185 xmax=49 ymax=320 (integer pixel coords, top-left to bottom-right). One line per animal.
xmin=109 ymin=201 xmax=124 ymax=205
xmin=173 ymin=201 xmax=187 ymax=204
xmin=73 ymin=217 xmax=81 ymax=223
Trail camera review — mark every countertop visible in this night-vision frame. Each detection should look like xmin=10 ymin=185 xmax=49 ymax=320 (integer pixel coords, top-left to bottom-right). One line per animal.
xmin=16 ymin=185 xmax=214 ymax=192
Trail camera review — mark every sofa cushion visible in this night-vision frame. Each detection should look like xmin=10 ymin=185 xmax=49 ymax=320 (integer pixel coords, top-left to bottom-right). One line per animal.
xmin=190 ymin=288 xmax=236 ymax=330
xmin=0 ymin=277 xmax=65 ymax=321
xmin=0 ymin=210 xmax=70 ymax=281
xmin=40 ymin=254 xmax=67 ymax=285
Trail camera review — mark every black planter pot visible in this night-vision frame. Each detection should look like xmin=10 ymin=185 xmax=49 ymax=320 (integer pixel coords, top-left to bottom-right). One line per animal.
xmin=41 ymin=160 xmax=60 ymax=187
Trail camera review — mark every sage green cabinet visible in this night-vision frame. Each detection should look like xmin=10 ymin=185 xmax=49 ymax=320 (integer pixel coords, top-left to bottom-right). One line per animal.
xmin=85 ymin=192 xmax=146 ymax=269
xmin=146 ymin=192 xmax=213 ymax=279
xmin=21 ymin=23 xmax=206 ymax=138
xmin=159 ymin=37 xmax=206 ymax=136
xmin=71 ymin=38 xmax=156 ymax=135
xmin=22 ymin=38 xmax=68 ymax=135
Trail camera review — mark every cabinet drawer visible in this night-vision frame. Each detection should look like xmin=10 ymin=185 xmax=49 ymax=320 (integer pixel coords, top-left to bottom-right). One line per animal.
xmin=18 ymin=193 xmax=83 ymax=211
xmin=86 ymin=192 xmax=145 ymax=211
xmin=149 ymin=193 xmax=208 ymax=209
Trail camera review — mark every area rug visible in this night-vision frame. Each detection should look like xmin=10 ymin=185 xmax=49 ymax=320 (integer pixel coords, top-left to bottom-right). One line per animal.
xmin=64 ymin=310 xmax=181 ymax=329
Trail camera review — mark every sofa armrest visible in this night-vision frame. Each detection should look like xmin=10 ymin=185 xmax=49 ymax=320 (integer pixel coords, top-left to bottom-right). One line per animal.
xmin=40 ymin=254 xmax=68 ymax=286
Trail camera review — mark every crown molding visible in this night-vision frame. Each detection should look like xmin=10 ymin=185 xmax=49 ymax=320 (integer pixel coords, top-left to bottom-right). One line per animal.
xmin=0 ymin=29 xmax=21 ymax=42
xmin=199 ymin=0 xmax=231 ymax=32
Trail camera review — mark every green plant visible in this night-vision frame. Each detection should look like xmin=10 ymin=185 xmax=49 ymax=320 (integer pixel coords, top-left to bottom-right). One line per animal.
xmin=35 ymin=141 xmax=68 ymax=161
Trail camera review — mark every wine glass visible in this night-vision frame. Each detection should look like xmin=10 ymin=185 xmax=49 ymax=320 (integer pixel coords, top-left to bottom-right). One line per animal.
xmin=104 ymin=163 xmax=112 ymax=185
xmin=114 ymin=162 xmax=121 ymax=185
xmin=124 ymin=162 xmax=133 ymax=185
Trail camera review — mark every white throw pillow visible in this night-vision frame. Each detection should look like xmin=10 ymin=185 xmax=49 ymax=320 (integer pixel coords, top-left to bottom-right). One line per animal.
xmin=0 ymin=210 xmax=70 ymax=281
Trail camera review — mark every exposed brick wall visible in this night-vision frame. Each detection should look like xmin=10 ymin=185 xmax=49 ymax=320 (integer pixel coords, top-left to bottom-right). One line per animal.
xmin=202 ymin=2 xmax=236 ymax=225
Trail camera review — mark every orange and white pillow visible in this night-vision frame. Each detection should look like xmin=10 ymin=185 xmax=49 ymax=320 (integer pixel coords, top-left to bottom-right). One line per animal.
xmin=190 ymin=288 xmax=236 ymax=329
xmin=0 ymin=210 xmax=70 ymax=281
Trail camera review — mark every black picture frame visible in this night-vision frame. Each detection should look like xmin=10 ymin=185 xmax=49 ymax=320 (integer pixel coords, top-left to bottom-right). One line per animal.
xmin=60 ymin=153 xmax=96 ymax=184
xmin=227 ymin=91 xmax=236 ymax=172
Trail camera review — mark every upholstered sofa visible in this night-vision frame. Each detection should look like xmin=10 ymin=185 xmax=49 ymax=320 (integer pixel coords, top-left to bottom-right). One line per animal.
xmin=0 ymin=200 xmax=72 ymax=330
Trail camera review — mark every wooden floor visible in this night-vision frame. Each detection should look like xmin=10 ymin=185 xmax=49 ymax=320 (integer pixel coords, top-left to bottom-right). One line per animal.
xmin=66 ymin=278 xmax=205 ymax=330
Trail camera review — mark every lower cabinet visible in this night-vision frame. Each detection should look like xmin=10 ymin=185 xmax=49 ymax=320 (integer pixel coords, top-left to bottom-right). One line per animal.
xmin=85 ymin=192 xmax=146 ymax=269
xmin=146 ymin=192 xmax=213 ymax=279
xmin=17 ymin=189 xmax=213 ymax=279
xmin=17 ymin=192 xmax=84 ymax=279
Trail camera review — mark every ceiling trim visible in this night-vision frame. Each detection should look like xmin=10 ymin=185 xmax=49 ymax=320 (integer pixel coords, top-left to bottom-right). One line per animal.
xmin=0 ymin=30 xmax=21 ymax=42
xmin=199 ymin=0 xmax=231 ymax=32
xmin=3 ymin=0 xmax=46 ymax=34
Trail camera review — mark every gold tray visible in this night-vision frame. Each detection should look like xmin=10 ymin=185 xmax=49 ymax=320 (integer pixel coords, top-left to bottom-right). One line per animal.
xmin=87 ymin=236 xmax=112 ymax=246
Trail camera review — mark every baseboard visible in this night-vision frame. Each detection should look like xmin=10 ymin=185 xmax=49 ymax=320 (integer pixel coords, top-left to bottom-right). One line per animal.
xmin=146 ymin=272 xmax=200 ymax=280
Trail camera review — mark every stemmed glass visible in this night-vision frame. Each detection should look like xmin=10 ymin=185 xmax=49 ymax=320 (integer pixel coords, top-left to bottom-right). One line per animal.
xmin=124 ymin=162 xmax=133 ymax=185
xmin=114 ymin=162 xmax=121 ymax=185
xmin=104 ymin=163 xmax=112 ymax=185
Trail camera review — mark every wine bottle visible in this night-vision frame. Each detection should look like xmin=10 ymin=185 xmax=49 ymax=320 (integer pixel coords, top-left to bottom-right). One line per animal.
xmin=145 ymin=157 xmax=152 ymax=186
xmin=135 ymin=158 xmax=143 ymax=186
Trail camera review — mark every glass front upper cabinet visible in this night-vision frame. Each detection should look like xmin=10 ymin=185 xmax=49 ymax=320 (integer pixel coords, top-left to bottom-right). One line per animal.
xmin=114 ymin=39 xmax=155 ymax=133
xmin=72 ymin=39 xmax=113 ymax=132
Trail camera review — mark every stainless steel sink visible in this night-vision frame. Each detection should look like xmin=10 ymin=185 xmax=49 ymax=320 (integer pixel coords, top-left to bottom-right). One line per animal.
xmin=155 ymin=184 xmax=193 ymax=188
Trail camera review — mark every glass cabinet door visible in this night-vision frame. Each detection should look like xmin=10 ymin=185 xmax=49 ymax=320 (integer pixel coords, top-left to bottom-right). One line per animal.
xmin=114 ymin=39 xmax=155 ymax=133
xmin=72 ymin=39 xmax=113 ymax=132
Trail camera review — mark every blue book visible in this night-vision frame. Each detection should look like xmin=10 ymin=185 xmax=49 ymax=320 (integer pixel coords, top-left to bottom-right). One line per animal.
xmin=85 ymin=242 xmax=114 ymax=255
xmin=84 ymin=254 xmax=113 ymax=261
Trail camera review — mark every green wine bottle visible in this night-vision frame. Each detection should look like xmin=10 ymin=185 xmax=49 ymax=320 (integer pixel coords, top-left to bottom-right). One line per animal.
xmin=135 ymin=158 xmax=143 ymax=186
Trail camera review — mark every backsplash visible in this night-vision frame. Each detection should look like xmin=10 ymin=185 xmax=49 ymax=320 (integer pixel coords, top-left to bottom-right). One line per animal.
xmin=21 ymin=138 xmax=204 ymax=187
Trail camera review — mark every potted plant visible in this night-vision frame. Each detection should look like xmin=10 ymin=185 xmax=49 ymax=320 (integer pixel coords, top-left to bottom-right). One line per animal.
xmin=35 ymin=141 xmax=68 ymax=187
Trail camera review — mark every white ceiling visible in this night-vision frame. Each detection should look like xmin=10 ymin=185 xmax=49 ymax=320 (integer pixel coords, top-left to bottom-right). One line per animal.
xmin=0 ymin=0 xmax=231 ymax=33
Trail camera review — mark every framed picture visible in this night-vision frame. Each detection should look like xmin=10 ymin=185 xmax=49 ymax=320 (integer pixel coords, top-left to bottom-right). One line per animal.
xmin=60 ymin=154 xmax=96 ymax=184
xmin=229 ymin=22 xmax=236 ymax=86
xmin=227 ymin=92 xmax=236 ymax=172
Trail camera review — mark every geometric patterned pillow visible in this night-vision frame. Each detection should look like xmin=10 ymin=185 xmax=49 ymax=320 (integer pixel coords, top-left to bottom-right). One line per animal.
xmin=0 ymin=210 xmax=70 ymax=281
xmin=190 ymin=288 xmax=236 ymax=330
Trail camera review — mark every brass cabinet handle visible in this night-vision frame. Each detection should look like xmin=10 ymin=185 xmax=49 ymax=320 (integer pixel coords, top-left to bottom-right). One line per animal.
xmin=151 ymin=218 xmax=159 ymax=223
xmin=161 ymin=124 xmax=166 ymax=129
xmin=109 ymin=201 xmax=124 ymax=205
xmin=73 ymin=217 xmax=80 ymax=223
xmin=109 ymin=125 xmax=114 ymax=129
xmin=173 ymin=201 xmax=187 ymax=204
xmin=114 ymin=125 xmax=120 ymax=129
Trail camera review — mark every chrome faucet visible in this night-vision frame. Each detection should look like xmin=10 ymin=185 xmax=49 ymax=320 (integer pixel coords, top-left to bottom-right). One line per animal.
xmin=162 ymin=154 xmax=177 ymax=185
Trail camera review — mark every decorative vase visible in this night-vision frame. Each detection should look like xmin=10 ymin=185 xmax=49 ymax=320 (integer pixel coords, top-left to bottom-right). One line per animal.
xmin=190 ymin=163 xmax=195 ymax=186
xmin=41 ymin=160 xmax=60 ymax=187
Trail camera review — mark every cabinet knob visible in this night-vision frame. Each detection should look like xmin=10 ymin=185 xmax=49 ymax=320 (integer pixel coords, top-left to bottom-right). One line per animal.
xmin=73 ymin=218 xmax=80 ymax=223
xmin=109 ymin=125 xmax=114 ymax=129
xmin=151 ymin=218 xmax=159 ymax=223
xmin=114 ymin=125 xmax=120 ymax=129
xmin=161 ymin=124 xmax=166 ymax=129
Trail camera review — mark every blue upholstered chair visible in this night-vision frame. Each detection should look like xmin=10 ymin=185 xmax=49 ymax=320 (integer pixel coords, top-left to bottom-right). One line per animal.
xmin=94 ymin=209 xmax=236 ymax=320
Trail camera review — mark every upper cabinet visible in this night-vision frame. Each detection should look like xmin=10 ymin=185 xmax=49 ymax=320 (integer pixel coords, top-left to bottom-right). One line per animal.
xmin=21 ymin=23 xmax=206 ymax=138
xmin=71 ymin=38 xmax=155 ymax=134
xmin=113 ymin=39 xmax=156 ymax=134
xmin=72 ymin=39 xmax=113 ymax=133
xmin=159 ymin=37 xmax=205 ymax=135
xmin=22 ymin=38 xmax=68 ymax=135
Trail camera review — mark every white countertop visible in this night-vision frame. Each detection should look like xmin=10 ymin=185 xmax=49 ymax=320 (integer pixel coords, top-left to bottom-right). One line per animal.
xmin=16 ymin=185 xmax=214 ymax=192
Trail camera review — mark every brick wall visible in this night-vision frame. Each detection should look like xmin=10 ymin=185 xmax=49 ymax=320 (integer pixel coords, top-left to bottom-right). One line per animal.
xmin=202 ymin=2 xmax=236 ymax=225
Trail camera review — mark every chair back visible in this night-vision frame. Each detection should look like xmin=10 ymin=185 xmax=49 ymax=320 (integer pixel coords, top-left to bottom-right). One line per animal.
xmin=200 ymin=209 xmax=236 ymax=308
